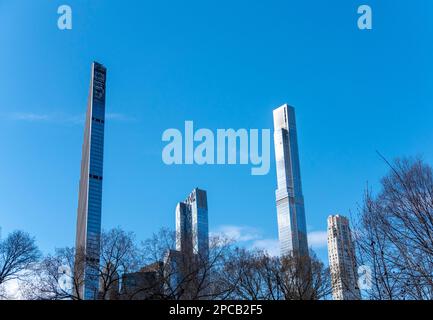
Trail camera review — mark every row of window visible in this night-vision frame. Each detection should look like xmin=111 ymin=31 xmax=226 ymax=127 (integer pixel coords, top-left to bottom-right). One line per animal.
xmin=92 ymin=116 xmax=105 ymax=124
xmin=89 ymin=174 xmax=103 ymax=181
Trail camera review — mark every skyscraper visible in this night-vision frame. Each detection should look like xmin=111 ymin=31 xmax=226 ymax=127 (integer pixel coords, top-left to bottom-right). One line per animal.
xmin=273 ymin=104 xmax=309 ymax=257
xmin=176 ymin=188 xmax=209 ymax=259
xmin=327 ymin=215 xmax=361 ymax=300
xmin=75 ymin=62 xmax=107 ymax=300
xmin=170 ymin=188 xmax=209 ymax=299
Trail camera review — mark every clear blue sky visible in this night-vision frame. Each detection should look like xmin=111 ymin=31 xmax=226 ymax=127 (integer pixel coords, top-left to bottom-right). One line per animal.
xmin=1 ymin=0 xmax=432 ymax=263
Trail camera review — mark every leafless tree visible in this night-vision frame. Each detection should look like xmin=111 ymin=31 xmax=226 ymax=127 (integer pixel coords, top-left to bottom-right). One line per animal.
xmin=0 ymin=230 xmax=40 ymax=297
xmin=24 ymin=228 xmax=142 ymax=300
xmin=0 ymin=284 xmax=7 ymax=299
xmin=21 ymin=247 xmax=82 ymax=300
xmin=221 ymin=248 xmax=331 ymax=300
xmin=98 ymin=228 xmax=142 ymax=300
xmin=278 ymin=252 xmax=331 ymax=300
xmin=355 ymin=157 xmax=433 ymax=300
xmin=139 ymin=228 xmax=234 ymax=300
xmin=18 ymin=226 xmax=332 ymax=301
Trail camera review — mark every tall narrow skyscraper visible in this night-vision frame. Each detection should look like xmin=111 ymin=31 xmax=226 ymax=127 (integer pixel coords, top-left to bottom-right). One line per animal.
xmin=327 ymin=215 xmax=361 ymax=300
xmin=169 ymin=188 xmax=209 ymax=299
xmin=273 ymin=104 xmax=309 ymax=257
xmin=176 ymin=188 xmax=209 ymax=259
xmin=75 ymin=62 xmax=107 ymax=300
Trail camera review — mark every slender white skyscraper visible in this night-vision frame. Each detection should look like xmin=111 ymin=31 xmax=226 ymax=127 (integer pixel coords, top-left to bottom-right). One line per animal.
xmin=75 ymin=62 xmax=107 ymax=300
xmin=327 ymin=215 xmax=361 ymax=300
xmin=273 ymin=104 xmax=309 ymax=257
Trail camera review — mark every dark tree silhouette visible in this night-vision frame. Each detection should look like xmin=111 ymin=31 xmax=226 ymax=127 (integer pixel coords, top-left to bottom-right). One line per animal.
xmin=0 ymin=230 xmax=40 ymax=298
xmin=355 ymin=157 xmax=433 ymax=300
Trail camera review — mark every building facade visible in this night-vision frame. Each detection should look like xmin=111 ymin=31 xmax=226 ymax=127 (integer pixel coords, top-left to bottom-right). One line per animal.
xmin=164 ymin=249 xmax=190 ymax=299
xmin=120 ymin=262 xmax=164 ymax=300
xmin=327 ymin=215 xmax=361 ymax=300
xmin=273 ymin=104 xmax=309 ymax=257
xmin=75 ymin=62 xmax=107 ymax=300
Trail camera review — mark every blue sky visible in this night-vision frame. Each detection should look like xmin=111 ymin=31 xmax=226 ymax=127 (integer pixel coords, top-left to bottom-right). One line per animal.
xmin=0 ymin=0 xmax=432 ymax=263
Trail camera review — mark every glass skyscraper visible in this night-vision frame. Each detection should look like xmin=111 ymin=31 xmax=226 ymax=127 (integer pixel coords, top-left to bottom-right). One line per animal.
xmin=75 ymin=62 xmax=107 ymax=300
xmin=176 ymin=188 xmax=209 ymax=259
xmin=273 ymin=104 xmax=309 ymax=258
xmin=171 ymin=188 xmax=209 ymax=299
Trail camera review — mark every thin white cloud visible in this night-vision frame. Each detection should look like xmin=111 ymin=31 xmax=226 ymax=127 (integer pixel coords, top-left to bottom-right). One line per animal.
xmin=251 ymin=238 xmax=280 ymax=256
xmin=211 ymin=225 xmax=261 ymax=242
xmin=3 ymin=112 xmax=135 ymax=125
xmin=308 ymin=230 xmax=328 ymax=249
xmin=8 ymin=112 xmax=51 ymax=122
xmin=106 ymin=112 xmax=136 ymax=122
xmin=212 ymin=225 xmax=280 ymax=256
xmin=251 ymin=230 xmax=329 ymax=257
xmin=212 ymin=224 xmax=329 ymax=257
